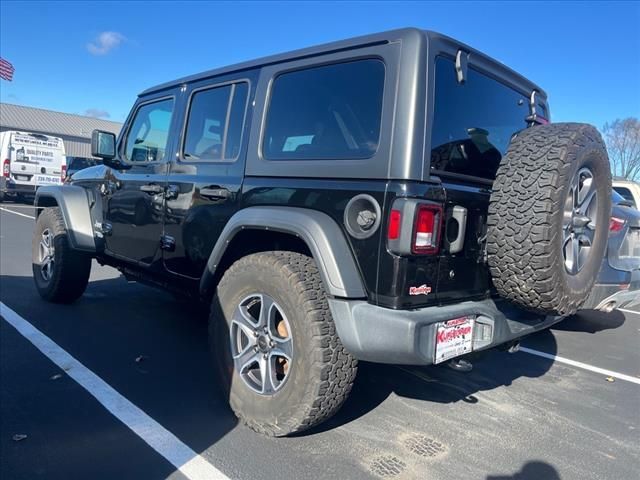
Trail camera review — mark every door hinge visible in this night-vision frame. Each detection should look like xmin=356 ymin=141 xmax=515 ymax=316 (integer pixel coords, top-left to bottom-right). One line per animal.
xmin=94 ymin=221 xmax=113 ymax=237
xmin=160 ymin=234 xmax=176 ymax=252
xmin=100 ymin=181 xmax=118 ymax=196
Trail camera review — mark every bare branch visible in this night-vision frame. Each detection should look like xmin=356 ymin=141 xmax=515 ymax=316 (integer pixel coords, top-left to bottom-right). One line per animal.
xmin=602 ymin=117 xmax=640 ymax=181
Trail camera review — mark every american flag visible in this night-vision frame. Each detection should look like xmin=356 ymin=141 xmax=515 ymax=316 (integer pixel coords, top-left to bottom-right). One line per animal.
xmin=0 ymin=58 xmax=15 ymax=81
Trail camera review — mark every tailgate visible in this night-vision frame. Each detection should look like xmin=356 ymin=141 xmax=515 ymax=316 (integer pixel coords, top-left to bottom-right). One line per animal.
xmin=437 ymin=180 xmax=492 ymax=302
xmin=375 ymin=180 xmax=493 ymax=309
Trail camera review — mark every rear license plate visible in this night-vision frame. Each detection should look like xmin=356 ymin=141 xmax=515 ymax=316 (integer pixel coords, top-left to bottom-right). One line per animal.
xmin=35 ymin=175 xmax=61 ymax=185
xmin=434 ymin=316 xmax=474 ymax=364
xmin=15 ymin=175 xmax=31 ymax=181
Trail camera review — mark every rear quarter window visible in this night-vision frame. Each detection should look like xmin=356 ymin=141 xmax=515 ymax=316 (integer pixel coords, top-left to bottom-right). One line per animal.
xmin=262 ymin=59 xmax=385 ymax=161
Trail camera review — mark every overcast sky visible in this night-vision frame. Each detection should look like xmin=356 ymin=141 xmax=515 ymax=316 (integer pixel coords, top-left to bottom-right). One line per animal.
xmin=0 ymin=0 xmax=638 ymax=128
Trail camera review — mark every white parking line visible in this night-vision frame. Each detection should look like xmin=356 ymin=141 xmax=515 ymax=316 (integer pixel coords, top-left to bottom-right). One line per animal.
xmin=0 ymin=302 xmax=229 ymax=480
xmin=618 ymin=308 xmax=640 ymax=315
xmin=0 ymin=204 xmax=38 ymax=209
xmin=0 ymin=207 xmax=35 ymax=219
xmin=520 ymin=346 xmax=640 ymax=385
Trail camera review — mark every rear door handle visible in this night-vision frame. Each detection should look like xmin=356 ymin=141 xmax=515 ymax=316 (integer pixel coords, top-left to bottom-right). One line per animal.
xmin=200 ymin=187 xmax=230 ymax=200
xmin=140 ymin=184 xmax=164 ymax=194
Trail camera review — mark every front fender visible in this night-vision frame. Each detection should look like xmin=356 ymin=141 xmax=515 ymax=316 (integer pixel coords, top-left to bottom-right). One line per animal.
xmin=35 ymin=185 xmax=96 ymax=252
xmin=200 ymin=206 xmax=367 ymax=299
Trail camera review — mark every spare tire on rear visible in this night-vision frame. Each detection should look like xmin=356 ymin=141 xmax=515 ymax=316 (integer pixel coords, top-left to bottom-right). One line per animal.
xmin=487 ymin=123 xmax=611 ymax=316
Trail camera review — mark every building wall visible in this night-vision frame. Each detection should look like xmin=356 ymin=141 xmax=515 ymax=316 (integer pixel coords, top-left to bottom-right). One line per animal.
xmin=0 ymin=103 xmax=123 ymax=160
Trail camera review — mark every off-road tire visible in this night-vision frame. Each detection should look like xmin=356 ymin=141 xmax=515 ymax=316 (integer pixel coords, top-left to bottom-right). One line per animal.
xmin=32 ymin=207 xmax=92 ymax=303
xmin=487 ymin=123 xmax=611 ymax=316
xmin=210 ymin=251 xmax=358 ymax=436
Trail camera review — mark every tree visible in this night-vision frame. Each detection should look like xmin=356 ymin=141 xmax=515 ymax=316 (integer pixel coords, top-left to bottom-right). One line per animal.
xmin=602 ymin=117 xmax=640 ymax=181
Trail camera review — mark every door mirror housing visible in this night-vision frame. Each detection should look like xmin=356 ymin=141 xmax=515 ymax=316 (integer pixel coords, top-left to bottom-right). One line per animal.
xmin=91 ymin=130 xmax=130 ymax=170
xmin=91 ymin=130 xmax=116 ymax=159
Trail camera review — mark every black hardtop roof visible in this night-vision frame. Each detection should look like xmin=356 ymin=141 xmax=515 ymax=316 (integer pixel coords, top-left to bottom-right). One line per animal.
xmin=140 ymin=28 xmax=546 ymax=98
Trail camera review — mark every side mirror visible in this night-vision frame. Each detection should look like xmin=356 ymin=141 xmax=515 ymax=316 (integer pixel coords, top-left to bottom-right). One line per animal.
xmin=91 ymin=130 xmax=130 ymax=170
xmin=91 ymin=130 xmax=116 ymax=160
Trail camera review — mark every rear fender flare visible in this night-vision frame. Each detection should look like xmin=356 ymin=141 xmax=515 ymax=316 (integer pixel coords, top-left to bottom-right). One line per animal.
xmin=200 ymin=206 xmax=367 ymax=299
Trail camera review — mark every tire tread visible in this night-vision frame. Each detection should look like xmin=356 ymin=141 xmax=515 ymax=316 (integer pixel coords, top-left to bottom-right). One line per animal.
xmin=487 ymin=123 xmax=610 ymax=315
xmin=212 ymin=251 xmax=357 ymax=436
xmin=32 ymin=207 xmax=91 ymax=303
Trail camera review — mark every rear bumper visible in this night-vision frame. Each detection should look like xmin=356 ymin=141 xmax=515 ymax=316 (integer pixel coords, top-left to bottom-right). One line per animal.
xmin=329 ymin=298 xmax=562 ymax=365
xmin=581 ymin=271 xmax=640 ymax=311
xmin=0 ymin=178 xmax=36 ymax=195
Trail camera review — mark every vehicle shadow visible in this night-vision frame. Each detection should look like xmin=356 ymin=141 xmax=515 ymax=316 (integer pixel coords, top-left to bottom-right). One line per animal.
xmin=313 ymin=307 xmax=632 ymax=434
xmin=4 ymin=270 xmax=559 ymax=445
xmin=305 ymin=327 xmax=559 ymax=435
xmin=486 ymin=460 xmax=561 ymax=480
xmin=0 ymin=273 xmax=236 ymax=477
xmin=552 ymin=309 xmax=626 ymax=333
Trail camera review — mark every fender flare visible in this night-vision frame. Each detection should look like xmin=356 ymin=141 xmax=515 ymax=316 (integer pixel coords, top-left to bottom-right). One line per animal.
xmin=200 ymin=206 xmax=367 ymax=299
xmin=35 ymin=186 xmax=96 ymax=252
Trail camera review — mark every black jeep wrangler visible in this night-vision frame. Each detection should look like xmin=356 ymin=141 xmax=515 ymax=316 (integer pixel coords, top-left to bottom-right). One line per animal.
xmin=32 ymin=29 xmax=611 ymax=436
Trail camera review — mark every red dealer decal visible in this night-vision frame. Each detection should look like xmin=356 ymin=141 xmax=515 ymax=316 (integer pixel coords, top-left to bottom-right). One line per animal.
xmin=409 ymin=284 xmax=432 ymax=296
xmin=437 ymin=325 xmax=472 ymax=344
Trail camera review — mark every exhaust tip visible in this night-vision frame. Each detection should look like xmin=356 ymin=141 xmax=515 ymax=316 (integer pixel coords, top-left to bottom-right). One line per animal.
xmin=507 ymin=341 xmax=520 ymax=354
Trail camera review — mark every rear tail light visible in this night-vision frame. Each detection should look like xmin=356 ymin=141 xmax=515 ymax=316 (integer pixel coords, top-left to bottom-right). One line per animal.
xmin=387 ymin=200 xmax=443 ymax=256
xmin=610 ymin=216 xmax=625 ymax=232
xmin=61 ymin=164 xmax=67 ymax=182
xmin=2 ymin=159 xmax=9 ymax=178
xmin=413 ymin=204 xmax=442 ymax=254
xmin=388 ymin=209 xmax=401 ymax=240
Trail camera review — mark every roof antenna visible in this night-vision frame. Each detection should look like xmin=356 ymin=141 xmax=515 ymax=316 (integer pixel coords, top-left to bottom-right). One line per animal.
xmin=455 ymin=50 xmax=468 ymax=84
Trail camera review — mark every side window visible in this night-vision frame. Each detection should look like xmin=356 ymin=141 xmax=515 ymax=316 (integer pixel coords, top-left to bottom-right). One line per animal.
xmin=613 ymin=187 xmax=637 ymax=208
xmin=430 ymin=57 xmax=531 ymax=180
xmin=124 ymin=98 xmax=174 ymax=163
xmin=263 ymin=59 xmax=385 ymax=160
xmin=183 ymin=81 xmax=249 ymax=161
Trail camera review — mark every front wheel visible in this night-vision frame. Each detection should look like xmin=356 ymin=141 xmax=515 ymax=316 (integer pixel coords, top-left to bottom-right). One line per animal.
xmin=210 ymin=251 xmax=357 ymax=436
xmin=32 ymin=207 xmax=92 ymax=303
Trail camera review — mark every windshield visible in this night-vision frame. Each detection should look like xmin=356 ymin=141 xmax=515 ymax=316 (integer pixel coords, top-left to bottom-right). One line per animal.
xmin=430 ymin=56 xmax=540 ymax=180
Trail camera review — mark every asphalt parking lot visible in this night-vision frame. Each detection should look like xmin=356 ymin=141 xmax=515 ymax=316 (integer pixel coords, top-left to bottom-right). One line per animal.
xmin=1 ymin=200 xmax=639 ymax=480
